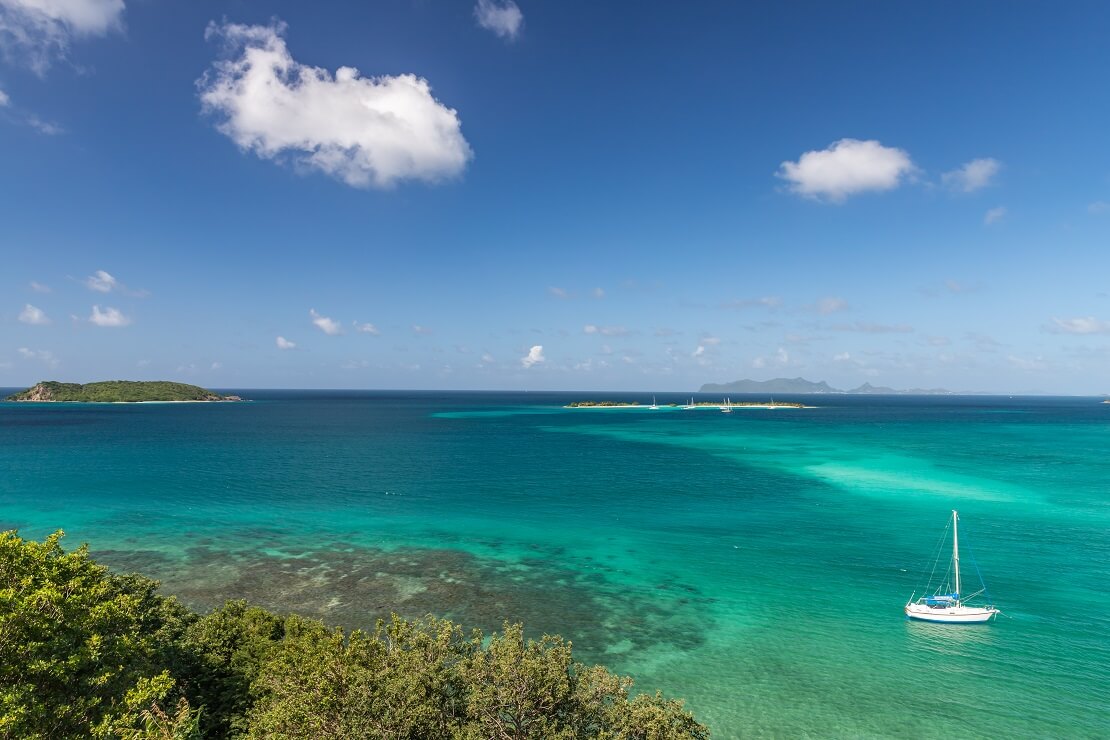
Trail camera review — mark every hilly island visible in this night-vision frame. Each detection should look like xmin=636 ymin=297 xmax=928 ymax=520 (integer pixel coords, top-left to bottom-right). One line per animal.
xmin=5 ymin=380 xmax=242 ymax=403
xmin=699 ymin=376 xmax=956 ymax=395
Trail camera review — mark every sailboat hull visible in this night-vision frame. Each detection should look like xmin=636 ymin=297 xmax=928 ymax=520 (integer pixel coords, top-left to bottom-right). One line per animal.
xmin=904 ymin=603 xmax=998 ymax=623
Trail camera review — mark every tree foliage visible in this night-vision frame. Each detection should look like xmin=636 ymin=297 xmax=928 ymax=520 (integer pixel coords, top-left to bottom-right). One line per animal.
xmin=5 ymin=381 xmax=231 ymax=403
xmin=1 ymin=531 xmax=709 ymax=739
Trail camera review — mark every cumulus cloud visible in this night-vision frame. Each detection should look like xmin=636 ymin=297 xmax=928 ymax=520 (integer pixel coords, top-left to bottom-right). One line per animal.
xmin=82 ymin=269 xmax=145 ymax=296
xmin=353 ymin=321 xmax=380 ymax=335
xmin=521 ymin=344 xmax=544 ymax=368
xmin=942 ymin=158 xmax=1000 ymax=192
xmin=199 ymin=21 xmax=472 ymax=189
xmin=0 ymin=0 xmax=125 ymax=73
xmin=474 ymin=0 xmax=523 ymax=40
xmin=276 ymin=336 xmax=296 ymax=349
xmin=89 ymin=305 xmax=130 ymax=327
xmin=777 ymin=139 xmax=915 ymax=202
xmin=1046 ymin=317 xmax=1110 ymax=335
xmin=18 ymin=303 xmax=49 ymax=324
xmin=984 ymin=206 xmax=1006 ymax=225
xmin=18 ymin=346 xmax=57 ymax=367
xmin=480 ymin=352 xmax=495 ymax=365
xmin=30 ymin=280 xmax=51 ymax=292
xmin=309 ymin=309 xmax=342 ymax=335
xmin=85 ymin=269 xmax=118 ymax=292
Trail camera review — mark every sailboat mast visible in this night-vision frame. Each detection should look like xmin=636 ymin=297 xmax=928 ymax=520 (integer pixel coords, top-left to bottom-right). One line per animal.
xmin=952 ymin=510 xmax=961 ymax=598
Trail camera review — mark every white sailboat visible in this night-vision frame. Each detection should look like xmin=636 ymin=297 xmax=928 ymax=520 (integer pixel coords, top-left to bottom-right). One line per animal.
xmin=649 ymin=395 xmax=659 ymax=410
xmin=904 ymin=510 xmax=999 ymax=624
xmin=721 ymin=397 xmax=732 ymax=413
xmin=683 ymin=397 xmax=696 ymax=410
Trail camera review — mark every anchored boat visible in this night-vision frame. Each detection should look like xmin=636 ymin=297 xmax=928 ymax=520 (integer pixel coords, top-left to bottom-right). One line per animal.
xmin=904 ymin=510 xmax=1000 ymax=624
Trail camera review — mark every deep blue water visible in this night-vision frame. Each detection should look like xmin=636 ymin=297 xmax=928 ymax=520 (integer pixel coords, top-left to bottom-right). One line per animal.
xmin=1 ymin=390 xmax=1108 ymax=736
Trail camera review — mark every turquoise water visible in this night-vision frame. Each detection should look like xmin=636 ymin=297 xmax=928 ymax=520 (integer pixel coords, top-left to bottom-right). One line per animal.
xmin=1 ymin=391 xmax=1107 ymax=737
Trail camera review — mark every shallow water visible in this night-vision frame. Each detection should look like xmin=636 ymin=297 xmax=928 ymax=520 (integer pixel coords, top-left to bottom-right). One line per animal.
xmin=1 ymin=391 xmax=1107 ymax=737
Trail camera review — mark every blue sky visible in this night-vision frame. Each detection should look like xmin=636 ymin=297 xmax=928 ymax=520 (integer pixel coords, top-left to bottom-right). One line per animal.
xmin=2 ymin=1 xmax=1110 ymax=393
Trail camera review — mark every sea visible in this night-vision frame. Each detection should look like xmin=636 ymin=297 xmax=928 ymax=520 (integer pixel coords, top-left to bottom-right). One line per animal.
xmin=1 ymin=390 xmax=1107 ymax=738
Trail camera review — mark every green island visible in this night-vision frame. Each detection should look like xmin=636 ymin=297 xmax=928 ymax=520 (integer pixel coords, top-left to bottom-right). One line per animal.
xmin=567 ymin=400 xmax=805 ymax=408
xmin=565 ymin=400 xmax=643 ymax=407
xmin=5 ymin=381 xmax=242 ymax=403
xmin=0 ymin=530 xmax=708 ymax=739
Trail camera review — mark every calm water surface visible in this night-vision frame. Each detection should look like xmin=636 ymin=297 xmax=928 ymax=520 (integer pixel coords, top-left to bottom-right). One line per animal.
xmin=1 ymin=391 xmax=1107 ymax=737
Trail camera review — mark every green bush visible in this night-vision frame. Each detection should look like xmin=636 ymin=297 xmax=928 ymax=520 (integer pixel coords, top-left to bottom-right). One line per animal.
xmin=0 ymin=531 xmax=709 ymax=739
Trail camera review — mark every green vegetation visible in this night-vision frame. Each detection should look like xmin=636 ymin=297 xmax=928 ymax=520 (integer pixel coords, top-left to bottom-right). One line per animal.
xmin=565 ymin=401 xmax=642 ymax=407
xmin=5 ymin=381 xmax=239 ymax=403
xmin=0 ymin=531 xmax=709 ymax=739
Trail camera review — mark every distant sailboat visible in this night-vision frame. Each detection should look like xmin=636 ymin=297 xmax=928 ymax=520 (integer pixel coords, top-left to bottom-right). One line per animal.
xmin=683 ymin=397 xmax=696 ymax=410
xmin=650 ymin=395 xmax=659 ymax=410
xmin=721 ymin=397 xmax=732 ymax=413
xmin=904 ymin=510 xmax=1000 ymax=624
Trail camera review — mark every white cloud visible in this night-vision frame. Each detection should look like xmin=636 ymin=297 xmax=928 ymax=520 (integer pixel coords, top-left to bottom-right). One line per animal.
xmin=0 ymin=87 xmax=8 ymax=106
xmin=17 ymin=346 xmax=57 ymax=367
xmin=777 ymin=139 xmax=914 ymax=202
xmin=276 ymin=335 xmax=296 ymax=349
xmin=474 ymin=0 xmax=523 ymax=40
xmin=721 ymin=296 xmax=781 ymax=310
xmin=27 ymin=115 xmax=62 ymax=135
xmin=29 ymin=280 xmax=51 ymax=293
xmin=1007 ymin=354 xmax=1046 ymax=371
xmin=18 ymin=303 xmax=49 ymax=324
xmin=199 ymin=21 xmax=472 ymax=189
xmin=583 ymin=324 xmax=630 ymax=337
xmin=942 ymin=158 xmax=1000 ymax=193
xmin=592 ymin=287 xmax=605 ymax=299
xmin=353 ymin=321 xmax=380 ymax=335
xmin=412 ymin=324 xmax=433 ymax=335
xmin=548 ymin=286 xmax=571 ymax=299
xmin=210 ymin=361 xmax=222 ymax=370
xmin=309 ymin=309 xmax=342 ymax=335
xmin=984 ymin=206 xmax=1006 ymax=225
xmin=752 ymin=347 xmax=790 ymax=369
xmin=1046 ymin=316 xmax=1110 ymax=335
xmin=85 ymin=269 xmax=118 ymax=292
xmin=833 ymin=321 xmax=913 ymax=334
xmin=814 ymin=296 xmax=849 ymax=315
xmin=0 ymin=0 xmax=125 ymax=74
xmin=480 ymin=352 xmax=495 ymax=365
xmin=521 ymin=344 xmax=544 ymax=368
xmin=89 ymin=305 xmax=130 ymax=327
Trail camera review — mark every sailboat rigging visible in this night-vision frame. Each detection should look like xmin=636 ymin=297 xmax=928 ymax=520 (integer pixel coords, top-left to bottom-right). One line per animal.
xmin=904 ymin=510 xmax=999 ymax=623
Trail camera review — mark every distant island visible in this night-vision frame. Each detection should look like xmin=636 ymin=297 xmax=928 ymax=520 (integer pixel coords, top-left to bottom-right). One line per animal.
xmin=5 ymin=381 xmax=242 ymax=403
xmin=699 ymin=377 xmax=956 ymax=395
